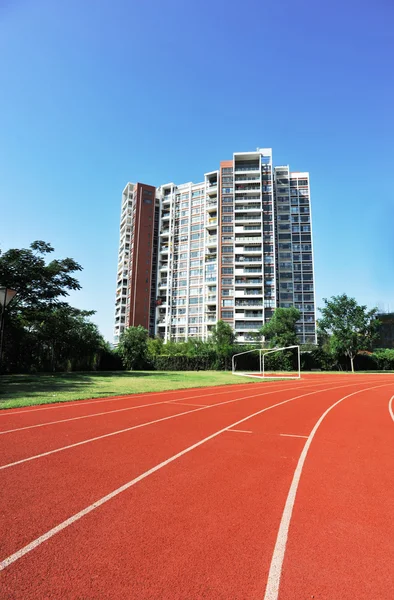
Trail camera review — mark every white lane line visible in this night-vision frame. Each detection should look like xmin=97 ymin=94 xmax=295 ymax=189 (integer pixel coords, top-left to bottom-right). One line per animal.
xmin=166 ymin=402 xmax=210 ymax=408
xmin=263 ymin=382 xmax=393 ymax=600
xmin=280 ymin=434 xmax=308 ymax=439
xmin=0 ymin=382 xmax=266 ymax=417
xmin=227 ymin=429 xmax=253 ymax=434
xmin=0 ymin=380 xmax=297 ymax=428
xmin=389 ymin=396 xmax=394 ymax=422
xmin=0 ymin=380 xmax=376 ymax=471
xmin=0 ymin=381 xmax=359 ymax=571
xmin=0 ymin=400 xmax=183 ymax=435
xmin=1 ymin=384 xmax=255 ymax=435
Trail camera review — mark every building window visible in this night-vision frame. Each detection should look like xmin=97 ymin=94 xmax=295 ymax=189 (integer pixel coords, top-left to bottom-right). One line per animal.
xmin=222 ymin=267 xmax=234 ymax=274
xmin=222 ymin=311 xmax=233 ymax=318
xmin=222 ymin=299 xmax=233 ymax=307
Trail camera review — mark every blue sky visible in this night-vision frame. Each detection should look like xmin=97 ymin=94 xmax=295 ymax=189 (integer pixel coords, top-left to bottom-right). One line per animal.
xmin=1 ymin=0 xmax=393 ymax=341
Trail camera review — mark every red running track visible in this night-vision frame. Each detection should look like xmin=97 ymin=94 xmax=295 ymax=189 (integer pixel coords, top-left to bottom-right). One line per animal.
xmin=0 ymin=374 xmax=393 ymax=599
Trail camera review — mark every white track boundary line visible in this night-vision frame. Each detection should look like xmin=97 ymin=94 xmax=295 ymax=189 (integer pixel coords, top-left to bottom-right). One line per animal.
xmin=0 ymin=382 xmax=269 ymax=417
xmin=0 ymin=377 xmax=379 ymax=435
xmin=0 ymin=385 xmax=311 ymax=470
xmin=0 ymin=374 xmax=369 ymax=418
xmin=0 ymin=399 xmax=199 ymax=436
xmin=165 ymin=402 xmax=210 ymax=408
xmin=389 ymin=396 xmax=394 ymax=422
xmin=0 ymin=380 xmax=371 ymax=572
xmin=263 ymin=382 xmax=393 ymax=600
xmin=1 ymin=384 xmax=271 ymax=435
xmin=227 ymin=429 xmax=253 ymax=434
xmin=0 ymin=380 xmax=370 ymax=471
xmin=280 ymin=434 xmax=308 ymax=439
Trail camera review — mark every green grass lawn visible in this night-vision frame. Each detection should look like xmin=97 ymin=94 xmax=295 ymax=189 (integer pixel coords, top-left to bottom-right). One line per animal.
xmin=0 ymin=371 xmax=258 ymax=410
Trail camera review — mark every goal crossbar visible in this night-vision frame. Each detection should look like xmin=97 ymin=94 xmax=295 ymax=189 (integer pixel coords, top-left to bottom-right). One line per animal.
xmin=232 ymin=345 xmax=301 ymax=380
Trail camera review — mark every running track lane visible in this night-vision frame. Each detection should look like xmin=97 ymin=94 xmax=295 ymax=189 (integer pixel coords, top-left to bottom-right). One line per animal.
xmin=0 ymin=378 xmax=360 ymax=559
xmin=0 ymin=374 xmax=361 ymax=428
xmin=0 ymin=379 xmax=339 ymax=465
xmin=1 ymin=377 xmax=393 ymax=598
xmin=269 ymin=384 xmax=394 ymax=600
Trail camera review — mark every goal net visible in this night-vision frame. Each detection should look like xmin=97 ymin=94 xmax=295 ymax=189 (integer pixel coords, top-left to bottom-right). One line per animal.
xmin=232 ymin=345 xmax=301 ymax=380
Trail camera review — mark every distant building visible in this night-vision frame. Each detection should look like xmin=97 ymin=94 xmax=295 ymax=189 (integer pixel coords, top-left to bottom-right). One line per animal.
xmin=375 ymin=313 xmax=394 ymax=348
xmin=114 ymin=148 xmax=317 ymax=346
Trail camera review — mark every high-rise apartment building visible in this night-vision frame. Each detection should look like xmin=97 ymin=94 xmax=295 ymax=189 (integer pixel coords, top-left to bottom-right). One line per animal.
xmin=114 ymin=148 xmax=317 ymax=345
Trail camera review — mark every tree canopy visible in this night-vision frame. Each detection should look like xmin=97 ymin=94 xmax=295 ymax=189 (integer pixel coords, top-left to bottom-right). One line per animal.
xmin=0 ymin=241 xmax=109 ymax=373
xmin=318 ymin=294 xmax=379 ymax=372
xmin=118 ymin=326 xmax=149 ymax=370
xmin=260 ymin=307 xmax=300 ymax=348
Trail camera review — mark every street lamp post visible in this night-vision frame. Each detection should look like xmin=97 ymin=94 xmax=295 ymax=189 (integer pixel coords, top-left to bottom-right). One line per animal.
xmin=0 ymin=287 xmax=17 ymax=375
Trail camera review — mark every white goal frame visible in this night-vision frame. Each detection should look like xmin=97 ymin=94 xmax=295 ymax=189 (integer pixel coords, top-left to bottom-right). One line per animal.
xmin=231 ymin=345 xmax=301 ymax=380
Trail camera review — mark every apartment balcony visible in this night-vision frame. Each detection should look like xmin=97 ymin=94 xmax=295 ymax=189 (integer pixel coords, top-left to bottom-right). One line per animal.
xmin=235 ymin=182 xmax=260 ymax=189
xmin=205 ymin=316 xmax=217 ymax=323
xmin=235 ymin=334 xmax=259 ymax=343
xmin=234 ymin=323 xmax=263 ymax=331
xmin=206 ymin=236 xmax=217 ymax=247
xmin=234 ymin=312 xmax=263 ymax=319
xmin=235 ymin=267 xmax=262 ymax=274
xmin=234 ymin=246 xmax=262 ymax=254
xmin=159 ymin=264 xmax=169 ymax=272
xmin=235 ymin=226 xmax=262 ymax=236
xmin=235 ymin=256 xmax=262 ymax=264
xmin=206 ymin=218 xmax=218 ymax=229
xmin=234 ymin=289 xmax=263 ymax=297
xmin=206 ymin=202 xmax=217 ymax=212
xmin=161 ymin=213 xmax=170 ymax=221
xmin=234 ymin=176 xmax=260 ymax=183
xmin=234 ymin=215 xmax=261 ymax=222
xmin=235 ymin=195 xmax=260 ymax=201
xmin=206 ymin=295 xmax=217 ymax=304
xmin=158 ymin=280 xmax=168 ymax=288
xmin=234 ymin=166 xmax=260 ymax=173
xmin=234 ymin=205 xmax=262 ymax=212
xmin=160 ymin=229 xmax=170 ymax=236
xmin=207 ymin=184 xmax=218 ymax=196
xmin=235 ymin=237 xmax=262 ymax=244
xmin=235 ymin=304 xmax=264 ymax=312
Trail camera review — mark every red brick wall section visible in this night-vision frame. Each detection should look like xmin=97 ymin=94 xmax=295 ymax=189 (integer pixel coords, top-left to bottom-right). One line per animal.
xmin=128 ymin=183 xmax=156 ymax=330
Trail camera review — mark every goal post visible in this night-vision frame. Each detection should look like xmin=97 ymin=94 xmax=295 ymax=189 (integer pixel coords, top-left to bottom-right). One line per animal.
xmin=232 ymin=345 xmax=301 ymax=380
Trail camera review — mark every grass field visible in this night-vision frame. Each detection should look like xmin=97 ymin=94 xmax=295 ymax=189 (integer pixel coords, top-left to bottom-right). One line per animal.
xmin=0 ymin=371 xmax=258 ymax=410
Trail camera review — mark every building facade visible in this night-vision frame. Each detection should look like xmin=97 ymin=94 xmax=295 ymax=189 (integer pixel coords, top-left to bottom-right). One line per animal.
xmin=114 ymin=148 xmax=317 ymax=345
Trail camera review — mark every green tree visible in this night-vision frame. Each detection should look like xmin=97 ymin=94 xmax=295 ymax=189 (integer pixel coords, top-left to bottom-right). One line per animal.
xmin=318 ymin=294 xmax=379 ymax=373
xmin=211 ymin=320 xmax=235 ymax=369
xmin=0 ymin=240 xmax=82 ymax=310
xmin=118 ymin=325 xmax=149 ymax=370
xmin=0 ymin=240 xmax=108 ymax=373
xmin=260 ymin=307 xmax=300 ymax=348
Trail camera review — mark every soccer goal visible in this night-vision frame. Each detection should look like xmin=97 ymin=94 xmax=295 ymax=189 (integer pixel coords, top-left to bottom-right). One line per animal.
xmin=232 ymin=345 xmax=301 ymax=380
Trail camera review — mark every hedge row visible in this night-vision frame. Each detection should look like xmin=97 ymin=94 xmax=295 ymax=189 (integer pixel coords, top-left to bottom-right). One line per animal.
xmin=151 ymin=348 xmax=394 ymax=372
xmin=153 ymin=355 xmax=218 ymax=371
